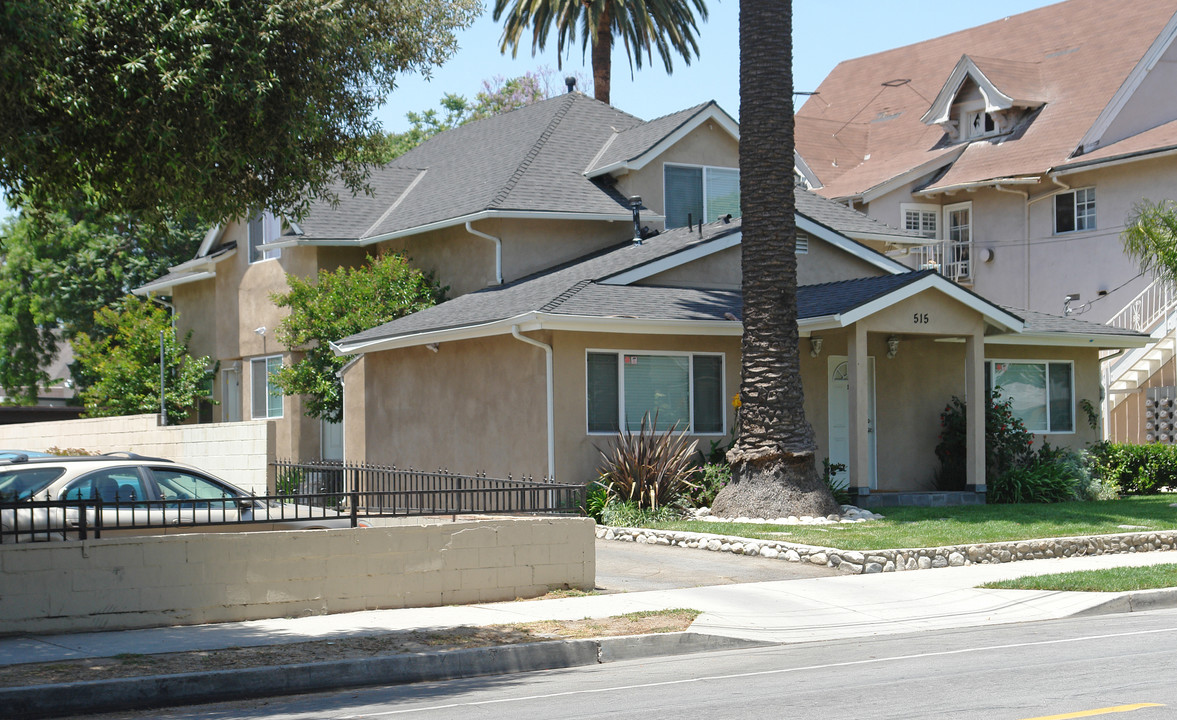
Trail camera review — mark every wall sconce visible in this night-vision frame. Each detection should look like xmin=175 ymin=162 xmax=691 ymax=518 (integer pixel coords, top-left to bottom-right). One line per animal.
xmin=886 ymin=335 xmax=900 ymax=359
xmin=809 ymin=337 xmax=823 ymax=357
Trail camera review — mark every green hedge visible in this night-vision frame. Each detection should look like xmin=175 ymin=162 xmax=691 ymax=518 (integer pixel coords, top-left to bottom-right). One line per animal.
xmin=1088 ymin=442 xmax=1177 ymax=494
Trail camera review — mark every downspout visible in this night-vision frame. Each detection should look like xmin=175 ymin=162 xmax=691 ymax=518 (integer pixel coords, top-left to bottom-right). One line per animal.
xmin=511 ymin=325 xmax=555 ymax=481
xmin=465 ymin=222 xmax=503 ymax=285
xmin=995 ymin=184 xmax=1030 ymax=309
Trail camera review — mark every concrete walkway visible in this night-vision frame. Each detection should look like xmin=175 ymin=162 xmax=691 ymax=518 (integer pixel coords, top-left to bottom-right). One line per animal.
xmin=3 ymin=549 xmax=1175 ymax=667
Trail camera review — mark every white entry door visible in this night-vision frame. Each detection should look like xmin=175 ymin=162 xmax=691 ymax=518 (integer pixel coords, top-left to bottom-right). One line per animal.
xmin=828 ymin=356 xmax=877 ymax=489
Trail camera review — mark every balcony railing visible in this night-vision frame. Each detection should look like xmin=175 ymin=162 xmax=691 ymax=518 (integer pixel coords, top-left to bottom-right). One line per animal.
xmin=913 ymin=240 xmax=972 ymax=283
xmin=1106 ymin=278 xmax=1177 ymax=333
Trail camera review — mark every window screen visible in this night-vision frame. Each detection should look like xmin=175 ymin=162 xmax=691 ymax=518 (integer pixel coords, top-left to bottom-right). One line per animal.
xmin=665 ymin=166 xmax=703 ymax=229
xmin=586 ymin=353 xmax=619 ymax=433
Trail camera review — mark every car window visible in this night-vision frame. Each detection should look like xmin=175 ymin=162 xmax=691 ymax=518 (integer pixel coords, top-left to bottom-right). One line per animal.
xmin=61 ymin=468 xmax=149 ymax=504
xmin=152 ymin=468 xmax=241 ymax=504
xmin=0 ymin=467 xmax=65 ymax=501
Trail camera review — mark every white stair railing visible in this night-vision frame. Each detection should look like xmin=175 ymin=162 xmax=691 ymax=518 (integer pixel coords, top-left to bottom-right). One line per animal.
xmin=1107 ymin=278 xmax=1176 ymax=333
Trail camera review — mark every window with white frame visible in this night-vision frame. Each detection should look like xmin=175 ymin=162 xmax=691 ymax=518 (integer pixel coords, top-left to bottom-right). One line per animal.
xmin=250 ymin=355 xmax=283 ymax=419
xmin=664 ymin=164 xmax=741 ymax=229
xmin=1054 ymin=188 xmax=1096 ymax=234
xmin=901 ymin=203 xmax=939 ymax=238
xmin=586 ymin=351 xmax=724 ymax=434
xmin=248 ymin=212 xmax=282 ymax=264
xmin=987 ymin=360 xmax=1074 ymax=433
xmin=944 ymin=201 xmax=972 ymax=281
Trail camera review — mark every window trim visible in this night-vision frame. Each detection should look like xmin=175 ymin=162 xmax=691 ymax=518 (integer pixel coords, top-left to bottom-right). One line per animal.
xmin=585 ymin=349 xmax=726 ymax=436
xmin=1053 ymin=187 xmax=1097 ymax=235
xmin=986 ymin=358 xmax=1075 ymax=435
xmin=250 ymin=355 xmax=284 ymax=420
xmin=663 ymin=162 xmax=741 ymax=229
xmin=248 ymin=212 xmax=283 ymax=264
xmin=901 ymin=202 xmax=940 ymax=239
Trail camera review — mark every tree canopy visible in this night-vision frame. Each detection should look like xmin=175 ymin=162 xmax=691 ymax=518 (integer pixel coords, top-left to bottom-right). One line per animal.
xmin=0 ymin=196 xmax=201 ymax=403
xmin=492 ymin=0 xmax=707 ymax=105
xmin=72 ymin=296 xmax=212 ymax=422
xmin=0 ymin=0 xmax=479 ymax=221
xmin=1123 ymin=199 xmax=1177 ymax=283
xmin=271 ymin=253 xmax=446 ymax=423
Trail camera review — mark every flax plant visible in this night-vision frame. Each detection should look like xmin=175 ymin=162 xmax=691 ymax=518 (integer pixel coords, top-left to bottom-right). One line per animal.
xmin=597 ymin=413 xmax=701 ymax=510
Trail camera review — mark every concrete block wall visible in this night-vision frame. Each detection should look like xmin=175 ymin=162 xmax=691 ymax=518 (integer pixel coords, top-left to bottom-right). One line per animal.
xmin=0 ymin=517 xmax=595 ymax=634
xmin=0 ymin=415 xmax=270 ymax=494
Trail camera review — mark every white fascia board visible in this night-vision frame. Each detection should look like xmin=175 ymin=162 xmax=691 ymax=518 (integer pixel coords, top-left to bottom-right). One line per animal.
xmin=266 ymin=209 xmax=655 ymax=250
xmin=916 ymin=175 xmax=1041 ymax=197
xmin=837 ymin=275 xmax=1024 ymax=332
xmin=795 ymin=216 xmax=909 ymax=275
xmin=851 ymin=231 xmax=934 ymax=246
xmin=798 ymin=315 xmax=844 ymax=333
xmin=599 ymin=231 xmax=742 ymax=285
xmin=333 ymin=312 xmax=743 ymax=356
xmin=1050 ymin=144 xmax=1177 ymax=177
xmin=1079 ymin=12 xmax=1177 ymax=154
xmin=169 ymin=247 xmax=237 ymax=273
xmin=794 ymin=151 xmax=822 ymax=190
xmin=985 ymin=333 xmax=1150 ymax=349
xmin=585 ymin=105 xmax=740 ymax=178
xmin=196 ymin=224 xmax=225 ymax=257
xmin=858 ymin=148 xmax=966 ymax=205
xmin=132 ymin=270 xmax=216 ymax=296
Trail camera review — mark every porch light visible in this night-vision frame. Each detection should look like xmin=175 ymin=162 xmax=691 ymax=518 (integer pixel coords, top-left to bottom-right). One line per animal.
xmin=809 ymin=337 xmax=823 ymax=357
xmin=886 ymin=336 xmax=900 ymax=359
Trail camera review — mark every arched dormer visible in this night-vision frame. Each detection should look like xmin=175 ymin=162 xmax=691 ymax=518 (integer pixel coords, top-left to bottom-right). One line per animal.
xmin=921 ymin=55 xmax=1045 ymax=143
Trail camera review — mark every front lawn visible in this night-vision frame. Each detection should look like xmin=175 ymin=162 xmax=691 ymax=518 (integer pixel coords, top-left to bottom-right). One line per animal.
xmin=636 ymin=496 xmax=1177 ymax=551
xmin=982 ymin=564 xmax=1177 ymax=592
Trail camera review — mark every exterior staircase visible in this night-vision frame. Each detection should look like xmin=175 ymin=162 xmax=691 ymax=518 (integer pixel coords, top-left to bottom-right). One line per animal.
xmin=1104 ymin=279 xmax=1177 ymax=437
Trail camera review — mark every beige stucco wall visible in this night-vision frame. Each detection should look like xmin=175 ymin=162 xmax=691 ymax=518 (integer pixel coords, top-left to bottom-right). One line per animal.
xmin=0 ymin=415 xmax=271 ymax=494
xmin=0 ymin=518 xmax=595 ymax=634
xmin=351 ymin=335 xmax=548 ymax=478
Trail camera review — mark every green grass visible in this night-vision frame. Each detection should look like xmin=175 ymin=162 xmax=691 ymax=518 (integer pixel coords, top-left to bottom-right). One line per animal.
xmin=641 ymin=496 xmax=1177 ymax=551
xmin=982 ymin=564 xmax=1177 ymax=592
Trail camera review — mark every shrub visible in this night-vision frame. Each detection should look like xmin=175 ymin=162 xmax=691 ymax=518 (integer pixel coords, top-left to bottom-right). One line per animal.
xmin=935 ymin=389 xmax=1035 ymax=490
xmin=823 ymin=458 xmax=850 ymax=506
xmin=596 ymin=413 xmax=700 ymax=510
xmin=585 ymin=481 xmax=609 ymax=523
xmin=1087 ymin=442 xmax=1177 ymax=494
xmin=989 ymin=443 xmax=1082 ymax=504
xmin=683 ymin=463 xmax=730 ymax=508
xmin=600 ymin=500 xmax=682 ymax=527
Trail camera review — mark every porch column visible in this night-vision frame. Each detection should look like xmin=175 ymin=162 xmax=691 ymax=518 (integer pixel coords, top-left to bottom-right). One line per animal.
xmin=847 ymin=322 xmax=870 ymax=497
xmin=965 ymin=331 xmax=986 ymax=494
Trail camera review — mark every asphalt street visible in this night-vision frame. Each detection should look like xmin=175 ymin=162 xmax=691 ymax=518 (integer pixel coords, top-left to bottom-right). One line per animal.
xmin=67 ymin=608 xmax=1177 ymax=720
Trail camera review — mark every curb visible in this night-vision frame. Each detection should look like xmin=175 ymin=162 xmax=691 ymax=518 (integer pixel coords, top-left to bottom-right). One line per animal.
xmin=1 ymin=632 xmax=768 ymax=719
xmin=1072 ymin=587 xmax=1177 ymax=617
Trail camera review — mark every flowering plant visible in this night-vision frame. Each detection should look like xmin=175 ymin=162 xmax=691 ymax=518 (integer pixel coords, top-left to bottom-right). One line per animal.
xmin=935 ymin=388 xmax=1035 ymax=490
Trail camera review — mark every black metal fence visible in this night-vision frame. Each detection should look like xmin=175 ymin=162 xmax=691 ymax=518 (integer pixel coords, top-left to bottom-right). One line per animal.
xmin=272 ymin=459 xmax=585 ymax=518
xmin=0 ymin=462 xmax=586 ymax=544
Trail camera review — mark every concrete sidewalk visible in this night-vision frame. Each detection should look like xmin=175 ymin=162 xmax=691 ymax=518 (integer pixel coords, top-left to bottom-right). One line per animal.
xmin=3 ymin=549 xmax=1175 ymax=667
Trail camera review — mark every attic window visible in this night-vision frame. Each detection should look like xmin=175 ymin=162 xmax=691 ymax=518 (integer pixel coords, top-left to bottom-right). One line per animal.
xmin=963 ymin=109 xmax=997 ymax=139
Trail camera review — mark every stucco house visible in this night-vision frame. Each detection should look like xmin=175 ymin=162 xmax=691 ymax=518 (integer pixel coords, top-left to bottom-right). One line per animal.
xmin=792 ymin=0 xmax=1177 ymax=445
xmin=137 ymin=89 xmax=1145 ymax=502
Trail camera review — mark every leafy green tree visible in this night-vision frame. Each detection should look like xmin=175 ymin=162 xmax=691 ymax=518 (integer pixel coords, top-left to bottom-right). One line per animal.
xmin=1123 ymin=199 xmax=1177 ymax=282
xmin=493 ymin=0 xmax=708 ymax=105
xmin=73 ymin=296 xmax=212 ymax=422
xmin=0 ymin=195 xmax=201 ymax=402
xmin=271 ymin=254 xmax=446 ymax=422
xmin=0 ymin=0 xmax=479 ymax=220
xmin=710 ymin=0 xmax=839 ymax=518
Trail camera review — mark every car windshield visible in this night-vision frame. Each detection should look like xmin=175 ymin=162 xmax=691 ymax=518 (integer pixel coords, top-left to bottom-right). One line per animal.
xmin=0 ymin=467 xmax=65 ymax=502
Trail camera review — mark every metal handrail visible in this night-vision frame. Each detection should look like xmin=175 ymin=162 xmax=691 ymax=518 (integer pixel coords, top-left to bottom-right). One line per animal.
xmin=1106 ymin=278 xmax=1177 ymax=332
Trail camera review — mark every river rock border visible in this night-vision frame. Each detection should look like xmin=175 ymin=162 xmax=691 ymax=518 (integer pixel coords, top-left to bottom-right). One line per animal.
xmin=596 ymin=525 xmax=1177 ymax=574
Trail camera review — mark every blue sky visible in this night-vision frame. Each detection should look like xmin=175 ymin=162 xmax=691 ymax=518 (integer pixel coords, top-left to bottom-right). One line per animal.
xmin=2 ymin=1 xmax=1059 ymax=223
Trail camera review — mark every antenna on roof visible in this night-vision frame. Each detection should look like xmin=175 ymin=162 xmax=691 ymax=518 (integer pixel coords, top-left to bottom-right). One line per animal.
xmin=565 ymin=76 xmax=576 ymax=94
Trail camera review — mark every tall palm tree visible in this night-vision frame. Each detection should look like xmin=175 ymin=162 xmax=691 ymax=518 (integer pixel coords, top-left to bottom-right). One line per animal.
xmin=709 ymin=0 xmax=840 ymax=519
xmin=492 ymin=0 xmax=708 ymax=105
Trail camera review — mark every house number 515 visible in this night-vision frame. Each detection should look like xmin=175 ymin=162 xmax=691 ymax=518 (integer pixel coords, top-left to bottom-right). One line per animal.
xmin=913 ymin=312 xmax=930 ymax=324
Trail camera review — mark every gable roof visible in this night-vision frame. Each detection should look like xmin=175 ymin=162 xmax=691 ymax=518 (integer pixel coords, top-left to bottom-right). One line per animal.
xmin=584 ymin=101 xmax=739 ymax=177
xmin=797 ymin=0 xmax=1177 ymax=200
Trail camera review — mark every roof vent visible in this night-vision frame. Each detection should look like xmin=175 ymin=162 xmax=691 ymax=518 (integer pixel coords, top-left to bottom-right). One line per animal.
xmin=565 ymin=76 xmax=577 ymax=94
xmin=629 ymin=196 xmax=643 ymax=245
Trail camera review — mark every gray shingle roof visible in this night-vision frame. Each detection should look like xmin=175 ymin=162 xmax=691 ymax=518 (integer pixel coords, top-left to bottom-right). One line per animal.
xmin=584 ymin=102 xmax=722 ymax=174
xmin=297 ymin=93 xmax=647 ymax=242
xmin=1001 ymin=306 xmax=1146 ymax=337
xmin=796 ymin=271 xmax=936 ymax=318
xmin=795 ymin=190 xmax=924 ymax=243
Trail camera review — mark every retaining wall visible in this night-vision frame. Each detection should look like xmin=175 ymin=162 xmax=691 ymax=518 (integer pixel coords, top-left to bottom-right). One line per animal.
xmin=0 ymin=518 xmax=595 ymax=634
xmin=0 ymin=414 xmax=270 ymax=494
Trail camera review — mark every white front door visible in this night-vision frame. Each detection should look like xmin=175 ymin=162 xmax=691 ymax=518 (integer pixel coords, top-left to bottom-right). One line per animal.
xmin=828 ymin=356 xmax=877 ymax=489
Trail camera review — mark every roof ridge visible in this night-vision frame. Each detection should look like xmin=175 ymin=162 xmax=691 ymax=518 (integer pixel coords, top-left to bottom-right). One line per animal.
xmin=489 ymin=94 xmax=578 ymax=209
xmin=539 ymin=279 xmax=594 ymax=313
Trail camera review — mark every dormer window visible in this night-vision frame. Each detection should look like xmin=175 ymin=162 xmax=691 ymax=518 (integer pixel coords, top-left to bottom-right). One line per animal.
xmin=963 ymin=108 xmax=997 ymax=139
xmin=921 ymin=55 xmax=1044 ymax=145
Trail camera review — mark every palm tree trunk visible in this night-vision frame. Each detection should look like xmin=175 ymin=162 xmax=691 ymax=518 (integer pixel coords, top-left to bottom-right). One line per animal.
xmin=590 ymin=1 xmax=612 ymax=104
xmin=710 ymin=0 xmax=840 ymax=519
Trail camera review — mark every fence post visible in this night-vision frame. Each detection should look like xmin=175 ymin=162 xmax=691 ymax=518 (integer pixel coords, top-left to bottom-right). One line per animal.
xmin=350 ymin=461 xmax=359 ymax=528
